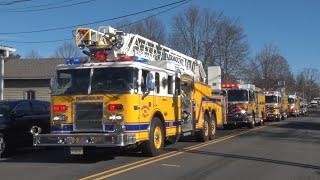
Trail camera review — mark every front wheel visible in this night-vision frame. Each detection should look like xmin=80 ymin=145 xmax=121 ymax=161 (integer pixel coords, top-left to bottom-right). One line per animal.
xmin=141 ymin=117 xmax=164 ymax=157
xmin=247 ymin=112 xmax=255 ymax=129
xmin=195 ymin=114 xmax=210 ymax=142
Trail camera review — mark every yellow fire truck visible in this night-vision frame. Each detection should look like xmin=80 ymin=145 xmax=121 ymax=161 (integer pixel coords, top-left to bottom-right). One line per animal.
xmin=264 ymin=91 xmax=288 ymax=121
xmin=288 ymin=94 xmax=300 ymax=117
xmin=32 ymin=26 xmax=226 ymax=156
xmin=222 ymin=84 xmax=265 ymax=128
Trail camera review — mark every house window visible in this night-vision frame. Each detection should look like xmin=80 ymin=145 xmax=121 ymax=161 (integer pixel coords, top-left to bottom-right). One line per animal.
xmin=25 ymin=90 xmax=36 ymax=100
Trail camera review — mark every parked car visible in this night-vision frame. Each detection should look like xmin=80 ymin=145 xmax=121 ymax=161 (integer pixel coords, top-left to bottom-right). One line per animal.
xmin=309 ymin=100 xmax=318 ymax=108
xmin=0 ymin=100 xmax=50 ymax=157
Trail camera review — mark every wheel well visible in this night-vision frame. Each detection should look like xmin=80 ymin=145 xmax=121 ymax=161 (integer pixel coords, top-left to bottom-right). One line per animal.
xmin=211 ymin=110 xmax=217 ymax=122
xmin=152 ymin=111 xmax=166 ymax=138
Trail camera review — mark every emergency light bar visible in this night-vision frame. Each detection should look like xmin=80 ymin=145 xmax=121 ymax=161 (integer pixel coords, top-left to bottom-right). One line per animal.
xmin=264 ymin=91 xmax=281 ymax=95
xmin=65 ymin=58 xmax=88 ymax=64
xmin=222 ymin=84 xmax=240 ymax=88
xmin=65 ymin=56 xmax=149 ymax=64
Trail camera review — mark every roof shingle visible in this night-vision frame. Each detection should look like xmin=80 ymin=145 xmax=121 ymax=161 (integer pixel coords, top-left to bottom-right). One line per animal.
xmin=4 ymin=58 xmax=64 ymax=79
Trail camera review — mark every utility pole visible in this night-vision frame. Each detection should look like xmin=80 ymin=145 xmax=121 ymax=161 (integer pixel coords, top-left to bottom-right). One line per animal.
xmin=0 ymin=45 xmax=16 ymax=100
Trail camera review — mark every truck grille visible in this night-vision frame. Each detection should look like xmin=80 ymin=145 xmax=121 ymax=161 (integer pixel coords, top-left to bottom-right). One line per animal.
xmin=74 ymin=102 xmax=104 ymax=131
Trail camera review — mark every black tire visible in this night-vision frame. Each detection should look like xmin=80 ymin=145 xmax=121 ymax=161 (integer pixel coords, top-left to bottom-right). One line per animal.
xmin=276 ymin=117 xmax=281 ymax=122
xmin=141 ymin=117 xmax=164 ymax=157
xmin=247 ymin=112 xmax=255 ymax=129
xmin=209 ymin=115 xmax=217 ymax=140
xmin=195 ymin=114 xmax=210 ymax=142
xmin=0 ymin=133 xmax=12 ymax=158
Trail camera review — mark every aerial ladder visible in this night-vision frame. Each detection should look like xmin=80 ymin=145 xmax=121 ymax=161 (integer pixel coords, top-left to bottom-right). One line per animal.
xmin=74 ymin=26 xmax=206 ymax=83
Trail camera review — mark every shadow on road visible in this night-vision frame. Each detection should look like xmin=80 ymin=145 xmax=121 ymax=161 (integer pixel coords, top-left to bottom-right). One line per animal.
xmin=0 ymin=147 xmax=116 ymax=164
xmin=164 ymin=148 xmax=320 ymax=170
xmin=271 ymin=121 xmax=320 ymax=131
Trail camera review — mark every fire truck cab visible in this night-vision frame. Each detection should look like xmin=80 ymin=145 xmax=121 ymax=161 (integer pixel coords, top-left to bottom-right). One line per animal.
xmin=288 ymin=94 xmax=300 ymax=117
xmin=264 ymin=91 xmax=287 ymax=121
xmin=222 ymin=84 xmax=264 ymax=128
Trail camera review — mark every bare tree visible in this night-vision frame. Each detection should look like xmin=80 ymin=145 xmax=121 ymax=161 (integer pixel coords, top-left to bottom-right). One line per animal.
xmin=296 ymin=68 xmax=320 ymax=101
xmin=285 ymin=72 xmax=296 ymax=94
xmin=169 ymin=5 xmax=249 ymax=82
xmin=212 ymin=17 xmax=249 ymax=82
xmin=169 ymin=5 xmax=202 ymax=59
xmin=116 ymin=17 xmax=166 ymax=45
xmin=53 ymin=42 xmax=82 ymax=58
xmin=25 ymin=49 xmax=41 ymax=59
xmin=247 ymin=44 xmax=291 ymax=90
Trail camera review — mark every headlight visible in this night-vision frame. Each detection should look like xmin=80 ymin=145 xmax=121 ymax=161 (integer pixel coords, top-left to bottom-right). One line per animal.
xmin=52 ymin=115 xmax=67 ymax=121
xmin=240 ymin=109 xmax=246 ymax=114
xmin=108 ymin=114 xmax=124 ymax=121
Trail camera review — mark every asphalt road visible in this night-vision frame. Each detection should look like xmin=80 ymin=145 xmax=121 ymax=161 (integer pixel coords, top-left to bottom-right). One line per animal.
xmin=1 ymin=108 xmax=320 ymax=180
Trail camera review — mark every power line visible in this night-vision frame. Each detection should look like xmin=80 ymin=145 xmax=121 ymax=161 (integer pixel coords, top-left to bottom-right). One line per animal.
xmin=0 ymin=38 xmax=73 ymax=43
xmin=0 ymin=0 xmax=75 ymax=11
xmin=0 ymin=0 xmax=31 ymax=6
xmin=117 ymin=0 xmax=190 ymax=29
xmin=0 ymin=0 xmax=96 ymax=13
xmin=0 ymin=0 xmax=190 ymax=44
xmin=0 ymin=0 xmax=189 ymax=35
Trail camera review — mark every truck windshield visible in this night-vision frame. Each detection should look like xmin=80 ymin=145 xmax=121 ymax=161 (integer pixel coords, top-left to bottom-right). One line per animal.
xmin=91 ymin=67 xmax=136 ymax=94
xmin=265 ymin=95 xmax=278 ymax=103
xmin=51 ymin=67 xmax=136 ymax=95
xmin=227 ymin=90 xmax=248 ymax=102
xmin=288 ymin=98 xmax=295 ymax=104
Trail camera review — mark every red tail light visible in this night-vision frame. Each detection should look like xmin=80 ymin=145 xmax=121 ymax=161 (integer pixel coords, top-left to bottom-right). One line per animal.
xmin=53 ymin=105 xmax=67 ymax=111
xmin=123 ymin=55 xmax=131 ymax=61
xmin=108 ymin=104 xmax=123 ymax=110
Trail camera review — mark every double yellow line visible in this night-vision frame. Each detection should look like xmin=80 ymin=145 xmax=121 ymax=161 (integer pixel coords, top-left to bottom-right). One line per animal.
xmin=80 ymin=125 xmax=269 ymax=180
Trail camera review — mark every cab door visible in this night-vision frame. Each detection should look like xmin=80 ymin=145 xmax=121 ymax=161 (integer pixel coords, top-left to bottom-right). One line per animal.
xmin=180 ymin=80 xmax=194 ymax=133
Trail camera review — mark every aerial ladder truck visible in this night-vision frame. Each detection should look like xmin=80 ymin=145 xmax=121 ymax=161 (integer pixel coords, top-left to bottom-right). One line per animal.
xmin=32 ymin=26 xmax=226 ymax=156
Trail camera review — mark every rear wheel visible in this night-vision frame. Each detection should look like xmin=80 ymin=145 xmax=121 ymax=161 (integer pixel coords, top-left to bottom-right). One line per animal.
xmin=141 ymin=117 xmax=164 ymax=157
xmin=209 ymin=115 xmax=217 ymax=140
xmin=196 ymin=114 xmax=209 ymax=142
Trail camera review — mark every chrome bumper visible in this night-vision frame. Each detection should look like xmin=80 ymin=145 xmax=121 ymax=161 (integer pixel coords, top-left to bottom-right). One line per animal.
xmin=33 ymin=133 xmax=136 ymax=147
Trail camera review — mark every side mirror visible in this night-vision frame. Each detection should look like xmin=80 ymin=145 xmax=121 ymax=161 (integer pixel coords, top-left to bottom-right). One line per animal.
xmin=49 ymin=77 xmax=53 ymax=94
xmin=146 ymin=72 xmax=155 ymax=91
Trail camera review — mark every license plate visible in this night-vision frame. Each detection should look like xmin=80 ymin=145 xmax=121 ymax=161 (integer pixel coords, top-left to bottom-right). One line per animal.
xmin=70 ymin=147 xmax=84 ymax=155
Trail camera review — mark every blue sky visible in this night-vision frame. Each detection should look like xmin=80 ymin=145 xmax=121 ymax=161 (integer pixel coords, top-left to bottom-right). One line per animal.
xmin=0 ymin=0 xmax=319 ymax=74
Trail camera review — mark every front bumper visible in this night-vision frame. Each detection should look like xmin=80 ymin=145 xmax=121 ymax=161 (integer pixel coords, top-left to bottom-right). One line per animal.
xmin=266 ymin=113 xmax=280 ymax=120
xmin=33 ymin=133 xmax=136 ymax=147
xmin=226 ymin=116 xmax=251 ymax=126
xmin=288 ymin=111 xmax=297 ymax=115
